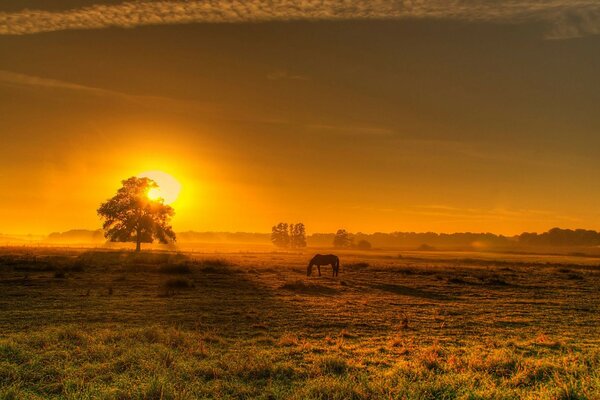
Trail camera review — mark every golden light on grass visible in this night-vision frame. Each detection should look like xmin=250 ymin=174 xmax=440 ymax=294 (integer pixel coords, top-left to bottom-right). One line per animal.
xmin=139 ymin=170 xmax=182 ymax=204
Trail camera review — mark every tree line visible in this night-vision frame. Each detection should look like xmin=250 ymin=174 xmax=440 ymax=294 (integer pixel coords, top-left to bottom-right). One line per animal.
xmin=271 ymin=225 xmax=372 ymax=249
xmin=271 ymin=223 xmax=307 ymax=249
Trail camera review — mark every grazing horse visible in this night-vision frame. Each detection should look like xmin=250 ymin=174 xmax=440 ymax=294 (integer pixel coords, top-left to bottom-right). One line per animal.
xmin=307 ymin=254 xmax=340 ymax=277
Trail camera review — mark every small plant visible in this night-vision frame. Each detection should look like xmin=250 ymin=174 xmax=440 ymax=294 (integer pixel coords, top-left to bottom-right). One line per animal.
xmin=318 ymin=355 xmax=348 ymax=375
xmin=401 ymin=312 xmax=410 ymax=330
xmin=278 ymin=333 xmax=299 ymax=347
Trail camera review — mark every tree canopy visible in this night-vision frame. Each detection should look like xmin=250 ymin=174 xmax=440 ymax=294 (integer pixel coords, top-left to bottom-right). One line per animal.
xmin=333 ymin=229 xmax=352 ymax=248
xmin=271 ymin=222 xmax=307 ymax=249
xmin=97 ymin=177 xmax=176 ymax=251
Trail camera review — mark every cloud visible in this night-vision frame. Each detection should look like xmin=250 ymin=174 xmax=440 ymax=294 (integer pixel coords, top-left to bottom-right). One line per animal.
xmin=306 ymin=124 xmax=394 ymax=136
xmin=0 ymin=1 xmax=600 ymax=38
xmin=544 ymin=5 xmax=600 ymax=39
xmin=267 ymin=70 xmax=309 ymax=81
xmin=0 ymin=69 xmax=216 ymax=113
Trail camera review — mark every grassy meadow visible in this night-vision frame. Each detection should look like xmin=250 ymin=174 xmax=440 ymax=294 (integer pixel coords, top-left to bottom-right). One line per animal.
xmin=0 ymin=246 xmax=598 ymax=399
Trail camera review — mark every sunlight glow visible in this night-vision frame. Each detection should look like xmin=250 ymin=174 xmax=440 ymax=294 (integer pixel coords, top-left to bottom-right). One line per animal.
xmin=139 ymin=170 xmax=181 ymax=204
xmin=146 ymin=187 xmax=162 ymax=201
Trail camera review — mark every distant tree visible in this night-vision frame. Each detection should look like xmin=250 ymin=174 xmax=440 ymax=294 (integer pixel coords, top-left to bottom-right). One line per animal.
xmin=97 ymin=177 xmax=176 ymax=252
xmin=271 ymin=223 xmax=290 ymax=248
xmin=333 ymin=229 xmax=352 ymax=248
xmin=290 ymin=223 xmax=307 ymax=249
xmin=355 ymin=239 xmax=372 ymax=250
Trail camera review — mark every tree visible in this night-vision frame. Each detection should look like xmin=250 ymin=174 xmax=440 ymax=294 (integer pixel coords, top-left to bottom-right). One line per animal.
xmin=271 ymin=223 xmax=290 ymax=248
xmin=97 ymin=177 xmax=176 ymax=252
xmin=290 ymin=223 xmax=307 ymax=249
xmin=333 ymin=229 xmax=352 ymax=248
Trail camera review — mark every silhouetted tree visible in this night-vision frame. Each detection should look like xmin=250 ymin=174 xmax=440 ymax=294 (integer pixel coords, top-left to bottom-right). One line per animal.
xmin=97 ymin=177 xmax=176 ymax=252
xmin=271 ymin=223 xmax=290 ymax=248
xmin=333 ymin=229 xmax=352 ymax=248
xmin=290 ymin=223 xmax=307 ymax=249
xmin=355 ymin=239 xmax=372 ymax=250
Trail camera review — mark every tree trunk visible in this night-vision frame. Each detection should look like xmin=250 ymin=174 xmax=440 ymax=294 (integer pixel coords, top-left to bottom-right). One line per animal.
xmin=135 ymin=227 xmax=141 ymax=252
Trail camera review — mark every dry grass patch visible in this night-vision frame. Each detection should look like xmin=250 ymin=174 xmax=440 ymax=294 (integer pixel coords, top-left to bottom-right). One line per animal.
xmin=281 ymin=280 xmax=338 ymax=295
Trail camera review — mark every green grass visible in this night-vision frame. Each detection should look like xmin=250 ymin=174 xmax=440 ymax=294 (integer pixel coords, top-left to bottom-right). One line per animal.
xmin=0 ymin=247 xmax=598 ymax=399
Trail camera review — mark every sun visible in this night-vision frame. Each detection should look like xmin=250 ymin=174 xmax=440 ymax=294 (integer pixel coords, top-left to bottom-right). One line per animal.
xmin=139 ymin=170 xmax=181 ymax=204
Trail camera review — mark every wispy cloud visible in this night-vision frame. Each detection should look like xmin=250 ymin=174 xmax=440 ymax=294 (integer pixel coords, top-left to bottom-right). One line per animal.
xmin=306 ymin=124 xmax=394 ymax=136
xmin=0 ymin=69 xmax=216 ymax=113
xmin=1 ymin=1 xmax=599 ymax=38
xmin=267 ymin=70 xmax=309 ymax=81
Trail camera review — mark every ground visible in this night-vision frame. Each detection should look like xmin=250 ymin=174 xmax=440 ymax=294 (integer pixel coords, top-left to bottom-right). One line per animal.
xmin=0 ymin=246 xmax=598 ymax=399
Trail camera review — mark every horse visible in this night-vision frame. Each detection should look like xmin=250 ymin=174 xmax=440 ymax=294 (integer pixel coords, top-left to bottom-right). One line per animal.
xmin=307 ymin=254 xmax=340 ymax=277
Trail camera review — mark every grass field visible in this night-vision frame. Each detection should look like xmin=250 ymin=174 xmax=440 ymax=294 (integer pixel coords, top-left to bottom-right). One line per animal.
xmin=0 ymin=247 xmax=599 ymax=399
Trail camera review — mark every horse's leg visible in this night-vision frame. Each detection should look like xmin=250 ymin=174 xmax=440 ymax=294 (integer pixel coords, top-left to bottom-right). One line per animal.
xmin=318 ymin=265 xmax=321 ymax=276
xmin=332 ymin=263 xmax=335 ymax=277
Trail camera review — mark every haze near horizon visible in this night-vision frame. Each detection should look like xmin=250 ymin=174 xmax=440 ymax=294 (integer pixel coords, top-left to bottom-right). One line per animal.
xmin=1 ymin=1 xmax=600 ymax=236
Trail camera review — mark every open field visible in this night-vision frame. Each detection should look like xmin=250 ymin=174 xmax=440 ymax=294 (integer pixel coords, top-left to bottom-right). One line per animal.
xmin=0 ymin=247 xmax=599 ymax=399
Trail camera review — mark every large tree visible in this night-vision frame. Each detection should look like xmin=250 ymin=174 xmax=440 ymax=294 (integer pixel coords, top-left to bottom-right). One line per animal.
xmin=97 ymin=177 xmax=176 ymax=251
xmin=290 ymin=223 xmax=307 ymax=249
xmin=271 ymin=222 xmax=290 ymax=248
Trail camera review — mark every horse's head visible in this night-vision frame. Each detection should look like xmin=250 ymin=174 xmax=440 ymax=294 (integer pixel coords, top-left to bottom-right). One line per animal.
xmin=307 ymin=261 xmax=313 ymax=276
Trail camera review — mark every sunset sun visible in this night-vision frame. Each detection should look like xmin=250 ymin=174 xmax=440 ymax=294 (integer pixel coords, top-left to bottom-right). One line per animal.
xmin=139 ymin=170 xmax=181 ymax=204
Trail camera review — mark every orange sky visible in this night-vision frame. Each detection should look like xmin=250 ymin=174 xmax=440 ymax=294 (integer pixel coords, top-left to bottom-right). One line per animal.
xmin=1 ymin=1 xmax=600 ymax=235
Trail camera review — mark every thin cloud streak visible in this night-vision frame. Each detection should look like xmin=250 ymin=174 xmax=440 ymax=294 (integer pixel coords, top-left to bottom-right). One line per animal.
xmin=0 ymin=1 xmax=599 ymax=38
xmin=0 ymin=69 xmax=217 ymax=113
